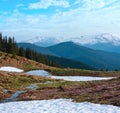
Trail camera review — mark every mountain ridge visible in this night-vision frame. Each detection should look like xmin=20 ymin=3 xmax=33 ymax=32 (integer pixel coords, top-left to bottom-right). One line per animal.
xmin=18 ymin=41 xmax=120 ymax=70
xmin=26 ymin=33 xmax=120 ymax=46
xmin=17 ymin=42 xmax=93 ymax=70
xmin=47 ymin=41 xmax=120 ymax=70
xmin=27 ymin=33 xmax=120 ymax=53
xmin=18 ymin=42 xmax=57 ymax=56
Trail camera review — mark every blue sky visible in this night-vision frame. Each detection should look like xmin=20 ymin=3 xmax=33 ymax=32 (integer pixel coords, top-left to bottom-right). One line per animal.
xmin=0 ymin=0 xmax=120 ymax=42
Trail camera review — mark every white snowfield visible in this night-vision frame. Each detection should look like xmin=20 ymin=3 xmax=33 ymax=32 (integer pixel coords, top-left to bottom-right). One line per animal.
xmin=0 ymin=66 xmax=24 ymax=72
xmin=0 ymin=99 xmax=120 ymax=113
xmin=50 ymin=76 xmax=114 ymax=81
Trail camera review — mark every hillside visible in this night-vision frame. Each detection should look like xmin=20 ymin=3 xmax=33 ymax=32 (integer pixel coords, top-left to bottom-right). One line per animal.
xmin=18 ymin=43 xmax=56 ymax=56
xmin=0 ymin=35 xmax=60 ymax=68
xmin=47 ymin=41 xmax=120 ymax=70
xmin=47 ymin=55 xmax=94 ymax=70
xmin=18 ymin=43 xmax=93 ymax=70
xmin=0 ymin=51 xmax=51 ymax=71
xmin=0 ymin=52 xmax=120 ymax=107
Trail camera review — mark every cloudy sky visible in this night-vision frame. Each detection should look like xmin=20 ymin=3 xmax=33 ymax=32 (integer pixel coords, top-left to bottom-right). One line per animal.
xmin=0 ymin=0 xmax=120 ymax=42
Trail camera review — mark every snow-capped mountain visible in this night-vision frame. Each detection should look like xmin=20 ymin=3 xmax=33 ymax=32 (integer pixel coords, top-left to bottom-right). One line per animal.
xmin=28 ymin=33 xmax=120 ymax=46
xmin=72 ymin=33 xmax=120 ymax=53
xmin=26 ymin=33 xmax=120 ymax=53
xmin=27 ymin=36 xmax=65 ymax=47
xmin=71 ymin=33 xmax=120 ymax=46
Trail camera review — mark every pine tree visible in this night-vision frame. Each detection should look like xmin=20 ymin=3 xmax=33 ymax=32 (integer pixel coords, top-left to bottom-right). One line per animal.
xmin=0 ymin=33 xmax=2 ymax=51
xmin=0 ymin=33 xmax=61 ymax=67
xmin=18 ymin=47 xmax=25 ymax=57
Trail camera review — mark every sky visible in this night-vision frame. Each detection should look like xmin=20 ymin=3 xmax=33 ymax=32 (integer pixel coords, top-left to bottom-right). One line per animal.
xmin=0 ymin=0 xmax=120 ymax=42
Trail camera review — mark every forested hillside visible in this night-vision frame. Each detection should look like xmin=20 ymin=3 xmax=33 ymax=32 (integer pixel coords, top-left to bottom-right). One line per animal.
xmin=0 ymin=33 xmax=60 ymax=67
xmin=0 ymin=33 xmax=93 ymax=70
xmin=18 ymin=42 xmax=94 ymax=69
xmin=47 ymin=41 xmax=120 ymax=70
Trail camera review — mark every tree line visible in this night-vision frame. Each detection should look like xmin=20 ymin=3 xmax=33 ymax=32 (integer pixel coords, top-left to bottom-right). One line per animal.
xmin=0 ymin=33 xmax=60 ymax=67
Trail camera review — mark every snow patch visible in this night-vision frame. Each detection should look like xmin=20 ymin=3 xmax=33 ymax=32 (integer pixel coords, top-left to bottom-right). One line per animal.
xmin=26 ymin=84 xmax=38 ymax=90
xmin=0 ymin=66 xmax=24 ymax=72
xmin=51 ymin=76 xmax=114 ymax=81
xmin=0 ymin=99 xmax=120 ymax=113
xmin=27 ymin=70 xmax=114 ymax=81
xmin=51 ymin=76 xmax=113 ymax=81
xmin=27 ymin=70 xmax=51 ymax=76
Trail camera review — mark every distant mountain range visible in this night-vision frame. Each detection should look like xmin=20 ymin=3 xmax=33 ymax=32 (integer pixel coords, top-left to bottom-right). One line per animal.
xmin=72 ymin=33 xmax=120 ymax=46
xmin=85 ymin=43 xmax=120 ymax=53
xmin=26 ymin=36 xmax=63 ymax=47
xmin=18 ymin=41 xmax=120 ymax=70
xmin=74 ymin=33 xmax=120 ymax=53
xmin=26 ymin=33 xmax=120 ymax=53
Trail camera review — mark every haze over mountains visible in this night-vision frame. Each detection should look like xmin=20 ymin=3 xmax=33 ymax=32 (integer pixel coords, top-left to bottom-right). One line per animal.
xmin=27 ymin=33 xmax=120 ymax=53
xmin=80 ymin=33 xmax=120 ymax=53
xmin=18 ymin=35 xmax=120 ymax=70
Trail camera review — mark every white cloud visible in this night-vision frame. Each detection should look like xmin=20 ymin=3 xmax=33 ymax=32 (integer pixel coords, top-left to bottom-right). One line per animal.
xmin=0 ymin=11 xmax=10 ymax=15
xmin=1 ymin=0 xmax=120 ymax=42
xmin=84 ymin=0 xmax=105 ymax=9
xmin=74 ymin=0 xmax=105 ymax=10
xmin=16 ymin=4 xmax=24 ymax=8
xmin=74 ymin=0 xmax=120 ymax=11
xmin=29 ymin=0 xmax=70 ymax=9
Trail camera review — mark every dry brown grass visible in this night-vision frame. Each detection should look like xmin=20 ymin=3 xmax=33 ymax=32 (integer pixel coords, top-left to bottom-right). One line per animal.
xmin=0 ymin=51 xmax=52 ymax=71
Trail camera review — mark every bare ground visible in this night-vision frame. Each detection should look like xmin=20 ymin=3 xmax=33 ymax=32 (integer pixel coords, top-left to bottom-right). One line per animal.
xmin=18 ymin=77 xmax=120 ymax=106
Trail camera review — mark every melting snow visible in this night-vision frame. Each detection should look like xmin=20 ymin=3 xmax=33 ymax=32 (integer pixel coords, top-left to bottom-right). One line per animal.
xmin=27 ymin=70 xmax=114 ymax=81
xmin=51 ymin=76 xmax=114 ymax=81
xmin=27 ymin=70 xmax=50 ymax=76
xmin=0 ymin=99 xmax=120 ymax=113
xmin=0 ymin=66 xmax=24 ymax=72
xmin=0 ymin=68 xmax=119 ymax=112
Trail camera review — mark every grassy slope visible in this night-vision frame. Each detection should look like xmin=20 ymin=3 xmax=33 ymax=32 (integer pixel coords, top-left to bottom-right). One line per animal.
xmin=1 ymin=51 xmax=120 ymax=77
xmin=50 ymin=68 xmax=120 ymax=77
xmin=18 ymin=77 xmax=120 ymax=106
xmin=0 ymin=51 xmax=51 ymax=71
xmin=0 ymin=71 xmax=119 ymax=106
xmin=0 ymin=71 xmax=57 ymax=101
xmin=0 ymin=51 xmax=120 ymax=106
